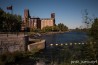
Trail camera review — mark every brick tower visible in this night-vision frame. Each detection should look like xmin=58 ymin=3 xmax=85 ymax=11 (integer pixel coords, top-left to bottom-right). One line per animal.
xmin=24 ymin=9 xmax=30 ymax=24
xmin=51 ymin=13 xmax=55 ymax=18
xmin=51 ymin=13 xmax=55 ymax=26
xmin=21 ymin=9 xmax=30 ymax=31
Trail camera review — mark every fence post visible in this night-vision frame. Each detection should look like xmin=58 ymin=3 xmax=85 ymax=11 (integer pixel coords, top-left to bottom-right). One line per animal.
xmin=24 ymin=35 xmax=29 ymax=51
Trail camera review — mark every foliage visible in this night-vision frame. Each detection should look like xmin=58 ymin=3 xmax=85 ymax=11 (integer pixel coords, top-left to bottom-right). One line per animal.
xmin=58 ymin=23 xmax=68 ymax=31
xmin=0 ymin=51 xmax=24 ymax=65
xmin=28 ymin=43 xmax=98 ymax=65
xmin=0 ymin=8 xmax=5 ymax=32
xmin=90 ymin=18 xmax=98 ymax=40
xmin=41 ymin=23 xmax=68 ymax=32
xmin=82 ymin=9 xmax=93 ymax=29
xmin=89 ymin=18 xmax=98 ymax=62
xmin=0 ymin=8 xmax=22 ymax=32
xmin=41 ymin=26 xmax=54 ymax=32
xmin=0 ymin=43 xmax=97 ymax=65
xmin=82 ymin=10 xmax=98 ymax=64
xmin=42 ymin=26 xmax=53 ymax=32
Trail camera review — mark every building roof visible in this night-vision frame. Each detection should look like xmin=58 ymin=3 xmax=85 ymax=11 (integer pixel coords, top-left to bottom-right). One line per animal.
xmin=30 ymin=17 xmax=40 ymax=19
xmin=41 ymin=18 xmax=54 ymax=20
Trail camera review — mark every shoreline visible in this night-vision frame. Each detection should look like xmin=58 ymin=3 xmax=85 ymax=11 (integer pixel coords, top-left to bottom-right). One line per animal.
xmin=0 ymin=31 xmax=69 ymax=37
xmin=40 ymin=31 xmax=67 ymax=36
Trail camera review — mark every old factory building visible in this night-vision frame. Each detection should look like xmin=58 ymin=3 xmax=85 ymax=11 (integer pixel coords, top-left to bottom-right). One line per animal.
xmin=21 ymin=9 xmax=55 ymax=31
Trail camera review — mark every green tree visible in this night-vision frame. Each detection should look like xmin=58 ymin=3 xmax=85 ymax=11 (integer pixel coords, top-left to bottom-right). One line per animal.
xmin=13 ymin=15 xmax=22 ymax=32
xmin=0 ymin=8 xmax=22 ymax=32
xmin=52 ymin=26 xmax=59 ymax=31
xmin=41 ymin=26 xmax=60 ymax=32
xmin=0 ymin=8 xmax=5 ymax=32
xmin=89 ymin=18 xmax=98 ymax=61
xmin=90 ymin=18 xmax=98 ymax=40
xmin=42 ymin=26 xmax=52 ymax=32
xmin=58 ymin=23 xmax=68 ymax=31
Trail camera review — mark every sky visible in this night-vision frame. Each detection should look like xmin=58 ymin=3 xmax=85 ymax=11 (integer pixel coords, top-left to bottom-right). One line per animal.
xmin=0 ymin=0 xmax=98 ymax=29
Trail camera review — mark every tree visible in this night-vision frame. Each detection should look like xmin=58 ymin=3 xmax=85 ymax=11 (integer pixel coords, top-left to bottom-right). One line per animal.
xmin=90 ymin=18 xmax=98 ymax=40
xmin=58 ymin=23 xmax=68 ymax=31
xmin=41 ymin=26 xmax=59 ymax=32
xmin=82 ymin=9 xmax=90 ymax=28
xmin=88 ymin=18 xmax=98 ymax=61
xmin=13 ymin=15 xmax=22 ymax=32
xmin=81 ymin=9 xmax=94 ymax=33
xmin=0 ymin=8 xmax=5 ymax=32
xmin=52 ymin=26 xmax=59 ymax=31
xmin=0 ymin=8 xmax=22 ymax=32
xmin=42 ymin=26 xmax=52 ymax=32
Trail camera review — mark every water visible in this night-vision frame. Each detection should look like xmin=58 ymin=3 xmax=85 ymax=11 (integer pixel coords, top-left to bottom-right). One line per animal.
xmin=41 ymin=31 xmax=88 ymax=45
xmin=27 ymin=32 xmax=89 ymax=65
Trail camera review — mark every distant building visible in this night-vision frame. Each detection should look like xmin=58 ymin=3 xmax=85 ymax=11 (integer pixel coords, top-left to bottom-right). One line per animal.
xmin=21 ymin=9 xmax=55 ymax=31
xmin=21 ymin=9 xmax=30 ymax=31
xmin=41 ymin=18 xmax=55 ymax=29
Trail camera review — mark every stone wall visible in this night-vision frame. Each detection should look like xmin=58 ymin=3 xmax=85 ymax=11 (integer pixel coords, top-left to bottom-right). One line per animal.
xmin=0 ymin=34 xmax=46 ymax=54
xmin=0 ymin=34 xmax=25 ymax=54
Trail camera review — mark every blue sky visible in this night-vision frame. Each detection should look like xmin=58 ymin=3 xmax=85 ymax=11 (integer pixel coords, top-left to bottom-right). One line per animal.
xmin=0 ymin=0 xmax=98 ymax=29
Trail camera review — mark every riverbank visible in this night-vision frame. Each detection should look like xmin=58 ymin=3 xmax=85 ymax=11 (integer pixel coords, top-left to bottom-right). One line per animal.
xmin=28 ymin=31 xmax=67 ymax=39
xmin=0 ymin=31 xmax=68 ymax=37
xmin=40 ymin=31 xmax=68 ymax=36
xmin=41 ymin=31 xmax=89 ymax=45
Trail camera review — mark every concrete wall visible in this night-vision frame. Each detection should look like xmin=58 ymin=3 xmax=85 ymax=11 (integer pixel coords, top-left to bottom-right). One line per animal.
xmin=0 ymin=34 xmax=46 ymax=54
xmin=28 ymin=40 xmax=45 ymax=52
xmin=0 ymin=34 xmax=25 ymax=54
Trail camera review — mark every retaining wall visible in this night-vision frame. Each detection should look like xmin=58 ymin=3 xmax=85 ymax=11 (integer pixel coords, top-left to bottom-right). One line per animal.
xmin=28 ymin=40 xmax=45 ymax=52
xmin=0 ymin=34 xmax=25 ymax=54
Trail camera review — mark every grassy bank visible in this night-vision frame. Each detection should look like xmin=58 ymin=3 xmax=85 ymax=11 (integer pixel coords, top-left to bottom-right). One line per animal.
xmin=1 ymin=41 xmax=97 ymax=65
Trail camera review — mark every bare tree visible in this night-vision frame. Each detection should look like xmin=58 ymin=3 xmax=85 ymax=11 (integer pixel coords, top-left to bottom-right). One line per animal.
xmin=81 ymin=9 xmax=94 ymax=29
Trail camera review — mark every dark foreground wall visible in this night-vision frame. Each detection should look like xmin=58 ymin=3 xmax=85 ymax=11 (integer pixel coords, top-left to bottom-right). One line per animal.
xmin=0 ymin=34 xmax=25 ymax=54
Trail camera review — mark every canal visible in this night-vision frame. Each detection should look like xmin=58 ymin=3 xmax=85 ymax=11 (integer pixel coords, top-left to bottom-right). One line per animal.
xmin=32 ymin=32 xmax=90 ymax=65
xmin=41 ymin=31 xmax=89 ymax=45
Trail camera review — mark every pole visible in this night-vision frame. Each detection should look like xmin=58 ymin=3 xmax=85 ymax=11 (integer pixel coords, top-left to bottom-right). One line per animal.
xmin=11 ymin=5 xmax=13 ymax=14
